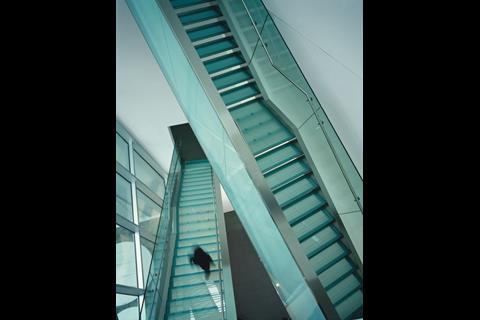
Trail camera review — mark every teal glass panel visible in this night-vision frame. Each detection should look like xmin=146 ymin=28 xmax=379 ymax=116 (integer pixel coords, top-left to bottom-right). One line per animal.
xmin=116 ymin=173 xmax=134 ymax=222
xmin=116 ymin=133 xmax=130 ymax=170
xmin=142 ymin=147 xmax=181 ymax=320
xmin=134 ymin=151 xmax=165 ymax=199
xmin=116 ymin=224 xmax=138 ymax=287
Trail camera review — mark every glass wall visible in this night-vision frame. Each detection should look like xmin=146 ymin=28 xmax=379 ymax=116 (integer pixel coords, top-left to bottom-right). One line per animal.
xmin=116 ymin=120 xmax=166 ymax=319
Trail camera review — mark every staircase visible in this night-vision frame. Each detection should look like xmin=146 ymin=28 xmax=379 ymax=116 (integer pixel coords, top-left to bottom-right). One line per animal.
xmin=166 ymin=160 xmax=225 ymax=320
xmin=170 ymin=1 xmax=362 ymax=319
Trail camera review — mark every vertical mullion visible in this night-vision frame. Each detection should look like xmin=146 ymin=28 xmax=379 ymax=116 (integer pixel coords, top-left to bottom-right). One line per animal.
xmin=128 ymin=137 xmax=145 ymax=291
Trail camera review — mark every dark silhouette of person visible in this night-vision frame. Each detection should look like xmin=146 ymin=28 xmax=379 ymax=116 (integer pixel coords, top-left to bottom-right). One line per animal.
xmin=190 ymin=246 xmax=214 ymax=280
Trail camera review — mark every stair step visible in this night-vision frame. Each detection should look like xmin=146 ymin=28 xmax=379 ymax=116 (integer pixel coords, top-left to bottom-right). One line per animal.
xmin=230 ymin=101 xmax=294 ymax=154
xmin=175 ymin=248 xmax=221 ymax=263
xmin=178 ymin=215 xmax=216 ymax=225
xmin=255 ymin=137 xmax=297 ymax=159
xmin=293 ymin=208 xmax=334 ymax=242
xmin=210 ymin=62 xmax=248 ymax=78
xmin=335 ymin=289 xmax=363 ymax=320
xmin=171 ymin=280 xmax=222 ymax=301
xmin=318 ymin=257 xmax=355 ymax=290
xmin=182 ymin=179 xmax=212 ymax=186
xmin=177 ymin=236 xmax=218 ymax=250
xmin=196 ymin=37 xmax=238 ymax=59
xmin=176 ymin=254 xmax=219 ymax=267
xmin=213 ymin=68 xmax=252 ymax=91
xmin=329 ymin=273 xmax=361 ymax=306
xmin=174 ymin=265 xmax=220 ymax=277
xmin=178 ymin=228 xmax=218 ymax=241
xmin=201 ymin=47 xmax=241 ymax=63
xmin=230 ymin=97 xmax=272 ymax=124
xmin=178 ymin=221 xmax=217 ymax=234
xmin=182 ymin=178 xmax=212 ymax=186
xmin=325 ymin=268 xmax=361 ymax=294
xmin=169 ymin=300 xmax=220 ymax=316
xmin=180 ymin=193 xmax=214 ymax=203
xmin=205 ymin=54 xmax=245 ymax=75
xmin=276 ymin=177 xmax=318 ymax=209
xmin=256 ymin=140 xmax=302 ymax=173
xmin=192 ymin=31 xmax=233 ymax=47
xmin=187 ymin=21 xmax=230 ymax=43
xmin=221 ymin=84 xmax=260 ymax=106
xmin=226 ymin=93 xmax=262 ymax=109
xmin=174 ymin=1 xmax=218 ymax=15
xmin=179 ymin=201 xmax=214 ymax=209
xmin=271 ymin=169 xmax=312 ymax=195
xmin=183 ymin=170 xmax=212 ymax=178
xmin=181 ymin=185 xmax=213 ymax=194
xmin=173 ymin=270 xmax=221 ymax=288
xmin=178 ymin=207 xmax=215 ymax=216
xmin=184 ymin=17 xmax=226 ymax=31
xmin=179 ymin=207 xmax=215 ymax=215
xmin=311 ymin=242 xmax=349 ymax=275
xmin=266 ymin=157 xmax=310 ymax=191
xmin=180 ymin=188 xmax=213 ymax=198
xmin=284 ymin=193 xmax=327 ymax=225
xmin=171 ymin=0 xmax=213 ymax=9
xmin=168 ymin=306 xmax=223 ymax=320
xmin=183 ymin=165 xmax=211 ymax=171
xmin=218 ymin=78 xmax=256 ymax=94
xmin=302 ymin=225 xmax=342 ymax=258
xmin=176 ymin=243 xmax=219 ymax=256
xmin=263 ymin=153 xmax=305 ymax=177
xmin=179 ymin=195 xmax=215 ymax=208
xmin=179 ymin=7 xmax=221 ymax=27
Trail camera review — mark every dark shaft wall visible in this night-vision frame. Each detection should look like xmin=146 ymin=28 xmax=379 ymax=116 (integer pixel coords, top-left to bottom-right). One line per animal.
xmin=224 ymin=211 xmax=290 ymax=320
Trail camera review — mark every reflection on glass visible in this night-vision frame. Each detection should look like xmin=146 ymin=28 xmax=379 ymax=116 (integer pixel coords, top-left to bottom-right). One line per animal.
xmin=134 ymin=151 xmax=165 ymax=199
xmin=116 ymin=133 xmax=130 ymax=169
xmin=116 ymin=294 xmax=139 ymax=320
xmin=116 ymin=225 xmax=138 ymax=287
xmin=206 ymin=282 xmax=224 ymax=312
xmin=141 ymin=237 xmax=154 ymax=287
xmin=137 ymin=190 xmax=162 ymax=240
xmin=116 ymin=173 xmax=134 ymax=221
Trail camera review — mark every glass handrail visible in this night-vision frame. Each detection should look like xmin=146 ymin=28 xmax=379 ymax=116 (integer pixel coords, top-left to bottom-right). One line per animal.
xmin=211 ymin=174 xmax=226 ymax=319
xmin=139 ymin=144 xmax=181 ymax=320
xmin=225 ymin=0 xmax=363 ymax=212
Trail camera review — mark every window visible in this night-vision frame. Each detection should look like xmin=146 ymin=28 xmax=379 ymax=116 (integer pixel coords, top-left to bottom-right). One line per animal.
xmin=116 ymin=133 xmax=130 ymax=169
xmin=136 ymin=190 xmax=162 ymax=240
xmin=116 ymin=225 xmax=138 ymax=287
xmin=116 ymin=294 xmax=139 ymax=320
xmin=134 ymin=151 xmax=165 ymax=199
xmin=116 ymin=122 xmax=167 ymax=313
xmin=116 ymin=173 xmax=133 ymax=222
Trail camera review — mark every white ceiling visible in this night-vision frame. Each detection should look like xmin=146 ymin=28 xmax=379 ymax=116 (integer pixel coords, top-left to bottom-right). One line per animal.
xmin=116 ymin=0 xmax=186 ymax=173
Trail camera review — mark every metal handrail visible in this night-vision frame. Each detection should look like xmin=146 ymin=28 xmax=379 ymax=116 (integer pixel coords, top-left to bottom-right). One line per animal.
xmin=239 ymin=0 xmax=318 ymax=117
xmin=238 ymin=0 xmax=363 ymax=213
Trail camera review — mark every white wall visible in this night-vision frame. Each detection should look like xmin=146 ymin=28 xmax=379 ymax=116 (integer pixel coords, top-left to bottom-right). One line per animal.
xmin=116 ymin=0 xmax=187 ymax=173
xmin=262 ymin=0 xmax=363 ymax=176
